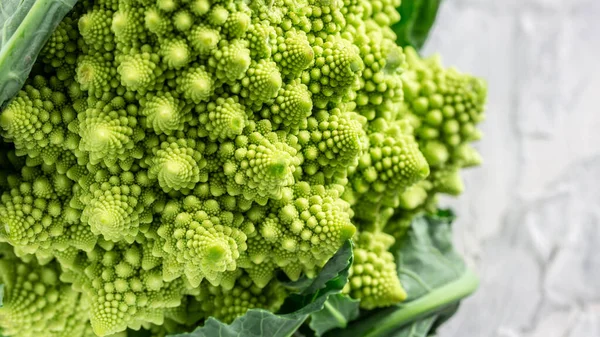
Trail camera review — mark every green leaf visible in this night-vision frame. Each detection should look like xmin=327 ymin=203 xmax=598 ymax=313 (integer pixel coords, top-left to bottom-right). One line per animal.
xmin=0 ymin=0 xmax=78 ymax=108
xmin=308 ymin=294 xmax=359 ymax=336
xmin=327 ymin=211 xmax=478 ymax=337
xmin=397 ymin=210 xmax=466 ymax=301
xmin=169 ymin=240 xmax=353 ymax=337
xmin=392 ymin=0 xmax=444 ymax=50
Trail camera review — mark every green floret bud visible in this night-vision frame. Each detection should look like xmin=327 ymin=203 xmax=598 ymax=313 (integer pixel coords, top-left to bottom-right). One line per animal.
xmin=266 ymin=80 xmax=312 ymax=128
xmin=274 ymin=31 xmax=314 ymax=78
xmin=77 ymin=105 xmax=136 ymax=165
xmin=156 ymin=200 xmax=247 ymax=287
xmin=307 ymin=37 xmax=364 ymax=106
xmin=259 ymin=215 xmax=283 ymax=242
xmin=344 ymin=231 xmax=406 ymax=309
xmin=238 ymin=182 xmax=356 ymax=285
xmin=402 ymin=46 xmax=487 ymax=167
xmin=222 ymin=132 xmax=301 ymax=201
xmin=97 ymin=0 xmax=120 ymax=10
xmin=350 ymin=119 xmax=430 ymax=208
xmin=197 ymin=96 xmax=248 ymax=141
xmin=301 ymin=107 xmax=367 ymax=173
xmin=354 ymin=28 xmax=405 ymax=121
xmin=241 ymin=60 xmax=283 ymax=104
xmin=246 ymin=22 xmax=276 ymax=59
xmin=76 ymin=55 xmax=113 ymax=93
xmin=0 ymin=180 xmax=58 ymax=248
xmin=32 ymin=176 xmax=53 ymax=198
xmin=112 ymin=7 xmax=146 ymax=43
xmin=454 ymin=143 xmax=482 ymax=167
xmin=189 ymin=0 xmax=210 ymax=16
xmin=208 ymin=5 xmax=229 ymax=26
xmin=189 ymin=25 xmax=221 ymax=57
xmin=148 ymin=140 xmax=206 ymax=193
xmin=144 ymin=7 xmax=171 ymax=36
xmin=211 ymin=39 xmax=251 ymax=83
xmin=173 ymin=10 xmax=194 ymax=31
xmin=117 ymin=53 xmax=158 ymax=91
xmin=140 ymin=92 xmax=189 ymax=134
xmin=430 ymin=167 xmax=464 ymax=196
xmin=0 ymin=84 xmax=72 ymax=159
xmin=40 ymin=17 xmax=79 ymax=69
xmin=0 ymin=169 xmax=93 ymax=254
xmin=223 ymin=11 xmax=251 ymax=38
xmin=305 ymin=0 xmax=347 ymax=36
xmin=60 ymin=243 xmax=186 ymax=336
xmin=421 ymin=140 xmax=449 ymax=166
xmin=80 ymin=173 xmax=144 ymax=243
xmin=160 ymin=38 xmax=191 ymax=69
xmin=157 ymin=0 xmax=179 ymax=12
xmin=368 ymin=0 xmax=402 ymax=27
xmin=0 ymin=92 xmax=42 ymax=150
xmin=176 ymin=66 xmax=214 ymax=103
xmin=397 ymin=182 xmax=430 ymax=210
xmin=252 ymin=183 xmax=355 ymax=273
xmin=78 ymin=9 xmax=114 ymax=51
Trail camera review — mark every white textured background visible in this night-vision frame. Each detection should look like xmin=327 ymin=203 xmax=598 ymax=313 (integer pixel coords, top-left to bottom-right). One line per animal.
xmin=423 ymin=0 xmax=600 ymax=336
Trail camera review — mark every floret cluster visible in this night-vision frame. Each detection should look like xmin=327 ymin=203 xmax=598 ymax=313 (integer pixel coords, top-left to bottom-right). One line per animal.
xmin=0 ymin=0 xmax=486 ymax=336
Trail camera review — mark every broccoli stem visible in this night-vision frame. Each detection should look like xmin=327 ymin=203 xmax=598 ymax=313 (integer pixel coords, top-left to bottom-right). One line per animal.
xmin=362 ymin=269 xmax=479 ymax=337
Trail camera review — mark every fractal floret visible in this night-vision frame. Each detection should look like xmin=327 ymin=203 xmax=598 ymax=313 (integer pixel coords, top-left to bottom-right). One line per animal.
xmin=0 ymin=0 xmax=487 ymax=336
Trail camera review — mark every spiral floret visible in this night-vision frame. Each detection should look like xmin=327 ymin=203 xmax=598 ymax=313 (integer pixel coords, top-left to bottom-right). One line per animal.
xmin=196 ymin=97 xmax=248 ymax=141
xmin=344 ymin=231 xmax=407 ymax=310
xmin=140 ymin=92 xmax=189 ymax=135
xmin=148 ymin=140 xmax=206 ymax=193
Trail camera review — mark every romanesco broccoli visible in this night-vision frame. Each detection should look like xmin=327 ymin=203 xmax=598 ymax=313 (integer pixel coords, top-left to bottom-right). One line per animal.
xmin=0 ymin=0 xmax=486 ymax=336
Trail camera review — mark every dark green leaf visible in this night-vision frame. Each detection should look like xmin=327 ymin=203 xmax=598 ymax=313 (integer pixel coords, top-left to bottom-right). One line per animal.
xmin=308 ymin=294 xmax=359 ymax=336
xmin=392 ymin=0 xmax=444 ymax=50
xmin=169 ymin=241 xmax=353 ymax=337
xmin=326 ymin=212 xmax=478 ymax=337
xmin=0 ymin=0 xmax=78 ymax=108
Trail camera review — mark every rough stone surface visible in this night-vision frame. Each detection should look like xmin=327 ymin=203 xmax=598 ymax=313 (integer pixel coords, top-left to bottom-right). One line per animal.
xmin=423 ymin=1 xmax=600 ymax=336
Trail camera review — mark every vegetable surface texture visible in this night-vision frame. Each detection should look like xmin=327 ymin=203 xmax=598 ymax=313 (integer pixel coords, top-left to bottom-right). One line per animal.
xmin=0 ymin=0 xmax=486 ymax=336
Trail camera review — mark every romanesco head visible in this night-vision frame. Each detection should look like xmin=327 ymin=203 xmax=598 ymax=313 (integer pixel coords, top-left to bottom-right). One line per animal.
xmin=0 ymin=0 xmax=487 ymax=334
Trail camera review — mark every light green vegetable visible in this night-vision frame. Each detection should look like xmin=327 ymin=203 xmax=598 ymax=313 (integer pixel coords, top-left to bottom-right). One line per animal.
xmin=0 ymin=0 xmax=486 ymax=336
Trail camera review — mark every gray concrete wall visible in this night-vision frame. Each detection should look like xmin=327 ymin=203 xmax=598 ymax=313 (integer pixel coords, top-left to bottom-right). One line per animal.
xmin=422 ymin=1 xmax=600 ymax=336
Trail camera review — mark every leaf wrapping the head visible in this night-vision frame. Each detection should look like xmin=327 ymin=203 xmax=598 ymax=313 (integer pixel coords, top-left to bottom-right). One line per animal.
xmin=392 ymin=0 xmax=444 ymax=50
xmin=170 ymin=240 xmax=353 ymax=337
xmin=0 ymin=0 xmax=78 ymax=108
